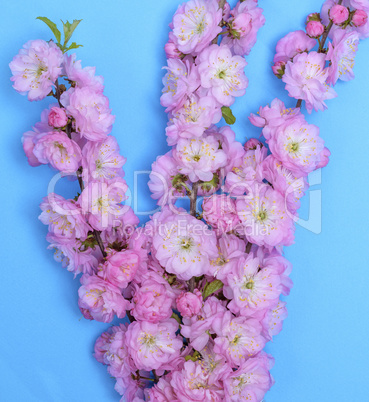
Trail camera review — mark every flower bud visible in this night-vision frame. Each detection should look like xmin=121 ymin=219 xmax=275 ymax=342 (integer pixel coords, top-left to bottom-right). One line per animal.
xmin=48 ymin=106 xmax=68 ymax=128
xmin=352 ymin=9 xmax=368 ymax=27
xmin=176 ymin=290 xmax=203 ymax=318
xmin=244 ymin=138 xmax=263 ymax=151
xmin=164 ymin=40 xmax=181 ymax=59
xmin=306 ymin=20 xmax=325 ymax=38
xmin=329 ymin=5 xmax=349 ymax=24
xmin=272 ymin=60 xmax=286 ymax=79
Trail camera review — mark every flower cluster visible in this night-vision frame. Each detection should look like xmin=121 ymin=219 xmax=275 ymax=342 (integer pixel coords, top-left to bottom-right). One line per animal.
xmin=10 ymin=0 xmax=367 ymax=400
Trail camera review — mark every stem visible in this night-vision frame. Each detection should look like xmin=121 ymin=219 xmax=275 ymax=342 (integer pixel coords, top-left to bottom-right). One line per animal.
xmin=188 ymin=277 xmax=196 ymax=292
xmin=126 ymin=310 xmax=135 ymax=323
xmin=296 ymin=99 xmax=302 ymax=108
xmin=211 ymin=0 xmax=227 ymax=44
xmin=54 ymin=78 xmax=63 ymax=108
xmin=319 ymin=0 xmax=343 ymax=53
xmin=246 ymin=242 xmax=252 ymax=254
xmin=189 ymin=181 xmax=200 ymax=217
xmin=152 ymin=370 xmax=160 ymax=382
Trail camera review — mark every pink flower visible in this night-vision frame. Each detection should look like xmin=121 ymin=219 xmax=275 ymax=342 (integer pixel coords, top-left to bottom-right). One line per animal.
xmin=181 ymin=296 xmax=227 ymax=350
xmin=306 ymin=20 xmax=325 ymax=38
xmin=202 ymin=194 xmax=240 ymax=235
xmin=22 ymin=130 xmax=46 ymax=167
xmin=262 ymin=155 xmax=308 ymax=214
xmin=94 ymin=326 xmax=115 ymax=364
xmin=210 ymin=234 xmax=246 ymax=284
xmin=197 ymin=44 xmax=248 ymax=106
xmin=66 ymin=87 xmax=115 ymax=141
xmin=39 ymin=193 xmax=89 ymax=239
xmin=33 ymin=132 xmax=82 ymax=172
xmin=282 ymin=51 xmax=337 ymax=113
xmin=272 ymin=60 xmax=286 ymax=78
xmin=131 ymin=272 xmax=176 ymax=323
xmin=223 ymin=353 xmax=274 ymax=402
xmin=226 ymin=254 xmax=282 ymax=316
xmin=176 ymin=289 xmax=203 ymax=318
xmin=125 ymin=319 xmax=183 ymax=371
xmin=170 ymin=360 xmax=224 ymax=401
xmin=273 ymin=30 xmax=316 ymax=63
xmin=81 ymin=135 xmax=126 ymax=182
xmin=99 ymin=249 xmax=143 ymax=289
xmin=152 ymin=212 xmax=218 ymax=280
xmin=222 ymin=0 xmax=265 ymax=56
xmin=48 ymin=107 xmax=68 ymax=128
xmin=224 ymin=143 xmax=267 ymax=195
xmin=352 ymin=9 xmax=368 ymax=27
xmin=64 ymin=53 xmax=104 ymax=93
xmin=173 ymin=136 xmax=227 ymax=182
xmin=329 ymin=4 xmax=349 ymax=24
xmin=236 ymin=183 xmax=295 ymax=248
xmin=171 ymin=0 xmax=222 ymax=55
xmin=145 ymin=377 xmax=177 ymax=401
xmin=9 ymin=39 xmax=63 ymax=101
xmin=261 ymin=300 xmax=288 ymax=340
xmin=326 ymin=29 xmax=359 ymax=85
xmin=267 ymin=117 xmax=325 ymax=178
xmin=213 ymin=312 xmax=265 ymax=367
xmin=164 ymin=36 xmax=182 ymax=59
xmin=78 ymin=274 xmax=130 ymax=322
xmin=249 ymin=98 xmax=303 ymax=140
xmin=148 ymin=152 xmax=183 ymax=206
xmin=317 ymin=146 xmax=331 ymax=168
xmin=165 ymin=95 xmax=222 ymax=146
xmin=79 ymin=178 xmax=128 ymax=231
xmin=161 ymin=58 xmax=200 ymax=113
xmin=46 ymin=234 xmax=99 ymax=276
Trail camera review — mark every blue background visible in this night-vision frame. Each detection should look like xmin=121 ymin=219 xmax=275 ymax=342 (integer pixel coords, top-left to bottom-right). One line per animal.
xmin=1 ymin=0 xmax=369 ymax=401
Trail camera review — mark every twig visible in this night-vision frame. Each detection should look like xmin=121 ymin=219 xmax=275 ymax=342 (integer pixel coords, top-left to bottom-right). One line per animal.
xmin=189 ymin=182 xmax=200 ymax=217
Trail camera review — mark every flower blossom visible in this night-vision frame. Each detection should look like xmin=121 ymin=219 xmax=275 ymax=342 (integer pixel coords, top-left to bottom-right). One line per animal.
xmin=273 ymin=30 xmax=316 ymax=63
xmin=282 ymin=51 xmax=337 ymax=113
xmin=66 ymin=87 xmax=115 ymax=141
xmin=78 ymin=274 xmax=130 ymax=322
xmin=166 ymin=95 xmax=222 ymax=146
xmin=171 ymin=0 xmax=222 ymax=55
xmin=82 ymin=135 xmax=126 ymax=182
xmin=176 ymin=289 xmax=203 ymax=318
xmin=267 ymin=117 xmax=325 ymax=178
xmin=223 ymin=353 xmax=274 ymax=402
xmin=125 ymin=319 xmax=183 ymax=371
xmin=79 ymin=178 xmax=128 ymax=231
xmin=197 ymin=44 xmax=248 ymax=106
xmin=173 ymin=136 xmax=227 ymax=182
xmin=9 ymin=39 xmax=63 ymax=101
xmin=161 ymin=58 xmax=200 ymax=112
xmin=236 ymin=183 xmax=295 ymax=248
xmin=39 ymin=193 xmax=89 ymax=239
xmin=131 ymin=272 xmax=176 ymax=323
xmin=222 ymin=0 xmax=266 ymax=56
xmin=33 ymin=132 xmax=82 ymax=172
xmin=152 ymin=212 xmax=218 ymax=280
xmin=64 ymin=53 xmax=104 ymax=93
xmin=326 ymin=29 xmax=359 ymax=85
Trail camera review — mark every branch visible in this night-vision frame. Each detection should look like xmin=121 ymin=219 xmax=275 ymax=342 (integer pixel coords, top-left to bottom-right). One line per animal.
xmin=319 ymin=0 xmax=343 ymax=52
xmin=189 ymin=181 xmax=200 ymax=217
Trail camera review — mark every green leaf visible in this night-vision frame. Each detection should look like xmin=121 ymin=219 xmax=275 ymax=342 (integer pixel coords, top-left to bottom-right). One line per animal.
xmin=62 ymin=19 xmax=82 ymax=46
xmin=36 ymin=17 xmax=61 ymax=43
xmin=221 ymin=106 xmax=236 ymax=125
xmin=203 ymin=279 xmax=223 ymax=299
xmin=64 ymin=42 xmax=83 ymax=52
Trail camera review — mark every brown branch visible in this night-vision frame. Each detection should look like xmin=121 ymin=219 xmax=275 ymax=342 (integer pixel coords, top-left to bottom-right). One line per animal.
xmin=189 ymin=181 xmax=199 ymax=217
